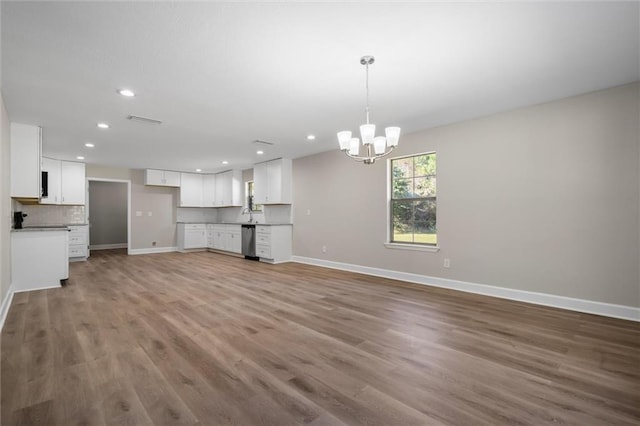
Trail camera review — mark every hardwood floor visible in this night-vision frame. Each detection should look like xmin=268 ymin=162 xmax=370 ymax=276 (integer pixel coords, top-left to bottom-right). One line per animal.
xmin=2 ymin=249 xmax=639 ymax=425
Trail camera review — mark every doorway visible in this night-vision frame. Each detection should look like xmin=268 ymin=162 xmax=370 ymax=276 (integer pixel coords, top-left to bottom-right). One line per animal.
xmin=86 ymin=178 xmax=131 ymax=255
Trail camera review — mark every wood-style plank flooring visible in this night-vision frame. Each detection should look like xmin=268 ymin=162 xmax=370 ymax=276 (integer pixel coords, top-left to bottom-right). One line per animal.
xmin=2 ymin=249 xmax=639 ymax=425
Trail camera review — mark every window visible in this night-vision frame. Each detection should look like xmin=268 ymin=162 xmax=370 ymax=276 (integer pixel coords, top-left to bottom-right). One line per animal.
xmin=246 ymin=181 xmax=263 ymax=212
xmin=390 ymin=152 xmax=437 ymax=245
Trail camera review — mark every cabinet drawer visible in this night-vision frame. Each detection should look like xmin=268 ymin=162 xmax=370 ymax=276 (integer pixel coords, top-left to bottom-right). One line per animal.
xmin=256 ymin=225 xmax=270 ymax=234
xmin=69 ymin=246 xmax=86 ymax=257
xmin=256 ymin=244 xmax=271 ymax=258
xmin=184 ymin=224 xmax=205 ymax=230
xmin=256 ymin=233 xmax=271 ymax=245
xmin=69 ymin=234 xmax=85 ymax=245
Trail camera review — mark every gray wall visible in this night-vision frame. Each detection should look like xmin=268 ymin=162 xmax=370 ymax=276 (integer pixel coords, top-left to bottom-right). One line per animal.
xmin=86 ymin=166 xmax=177 ymax=250
xmin=89 ymin=180 xmax=127 ymax=246
xmin=292 ymin=83 xmax=640 ymax=308
xmin=0 ymin=92 xmax=11 ymax=306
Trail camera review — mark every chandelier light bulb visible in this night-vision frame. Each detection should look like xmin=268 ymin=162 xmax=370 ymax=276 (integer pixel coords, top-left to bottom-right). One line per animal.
xmin=360 ymin=124 xmax=375 ymax=145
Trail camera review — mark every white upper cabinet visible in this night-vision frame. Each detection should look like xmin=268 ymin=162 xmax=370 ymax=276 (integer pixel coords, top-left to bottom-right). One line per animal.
xmin=41 ymin=157 xmax=61 ymax=204
xmin=10 ymin=123 xmax=41 ymax=199
xmin=179 ymin=173 xmax=203 ymax=207
xmin=202 ymin=174 xmax=216 ymax=207
xmin=40 ymin=158 xmax=85 ymax=205
xmin=145 ymin=169 xmax=181 ymax=187
xmin=214 ymin=170 xmax=242 ymax=207
xmin=60 ymin=161 xmax=86 ymax=205
xmin=253 ymin=158 xmax=292 ymax=204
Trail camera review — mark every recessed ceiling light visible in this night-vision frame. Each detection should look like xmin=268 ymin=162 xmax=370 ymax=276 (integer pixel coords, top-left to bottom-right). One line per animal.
xmin=256 ymin=150 xmax=264 ymax=155
xmin=221 ymin=160 xmax=229 ymax=165
xmin=195 ymin=168 xmax=202 ymax=172
xmin=97 ymin=123 xmax=109 ymax=129
xmin=84 ymin=143 xmax=94 ymax=148
xmin=307 ymin=134 xmax=316 ymax=140
xmin=118 ymin=89 xmax=135 ymax=97
xmin=76 ymin=156 xmax=85 ymax=160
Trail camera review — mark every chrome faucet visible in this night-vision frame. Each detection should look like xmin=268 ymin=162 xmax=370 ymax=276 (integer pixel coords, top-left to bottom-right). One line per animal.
xmin=242 ymin=207 xmax=254 ymax=223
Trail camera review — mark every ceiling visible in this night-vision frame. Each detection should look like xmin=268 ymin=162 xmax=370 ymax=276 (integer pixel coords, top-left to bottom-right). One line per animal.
xmin=2 ymin=1 xmax=638 ymax=173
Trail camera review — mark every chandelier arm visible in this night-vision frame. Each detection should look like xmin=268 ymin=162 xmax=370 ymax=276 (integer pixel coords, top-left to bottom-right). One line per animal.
xmin=341 ymin=145 xmax=396 ymax=163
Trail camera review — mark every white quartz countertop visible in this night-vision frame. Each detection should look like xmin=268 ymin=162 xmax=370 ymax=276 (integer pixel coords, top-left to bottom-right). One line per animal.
xmin=176 ymin=222 xmax=292 ymax=226
xmin=12 ymin=226 xmax=70 ymax=232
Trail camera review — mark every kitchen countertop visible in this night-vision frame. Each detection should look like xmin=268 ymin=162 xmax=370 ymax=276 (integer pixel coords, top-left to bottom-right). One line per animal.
xmin=177 ymin=221 xmax=292 ymax=226
xmin=11 ymin=223 xmax=88 ymax=232
xmin=12 ymin=226 xmax=70 ymax=232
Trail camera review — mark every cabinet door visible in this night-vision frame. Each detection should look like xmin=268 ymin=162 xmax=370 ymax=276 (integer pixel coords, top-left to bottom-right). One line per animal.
xmin=230 ymin=232 xmax=241 ymax=254
xmin=144 ymin=169 xmax=164 ymax=185
xmin=253 ymin=162 xmax=268 ymax=204
xmin=266 ymin=161 xmax=282 ymax=204
xmin=213 ymin=231 xmax=224 ymax=249
xmin=61 ymin=161 xmax=86 ymax=205
xmin=163 ymin=171 xmax=181 ymax=187
xmin=180 ymin=173 xmax=203 ymax=207
xmin=215 ymin=172 xmax=229 ymax=206
xmin=184 ymin=229 xmax=206 ymax=249
xmin=202 ymin=174 xmax=216 ymax=207
xmin=10 ymin=123 xmax=41 ymax=198
xmin=41 ymin=157 xmax=61 ymax=205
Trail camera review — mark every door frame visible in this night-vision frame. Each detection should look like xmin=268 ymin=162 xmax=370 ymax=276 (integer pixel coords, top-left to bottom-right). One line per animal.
xmin=86 ymin=177 xmax=132 ymax=255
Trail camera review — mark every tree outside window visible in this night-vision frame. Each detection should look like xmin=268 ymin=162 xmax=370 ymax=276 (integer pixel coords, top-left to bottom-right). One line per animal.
xmin=247 ymin=181 xmax=263 ymax=212
xmin=390 ymin=152 xmax=436 ymax=245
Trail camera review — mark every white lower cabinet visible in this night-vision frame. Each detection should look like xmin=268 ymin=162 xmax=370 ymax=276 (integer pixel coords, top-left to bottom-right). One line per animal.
xmin=211 ymin=224 xmax=241 ymax=254
xmin=68 ymin=225 xmax=88 ymax=260
xmin=177 ymin=223 xmax=206 ymax=251
xmin=255 ymin=225 xmax=292 ymax=263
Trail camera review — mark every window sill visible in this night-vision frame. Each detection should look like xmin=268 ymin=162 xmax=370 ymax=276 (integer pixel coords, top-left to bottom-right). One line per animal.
xmin=384 ymin=242 xmax=440 ymax=252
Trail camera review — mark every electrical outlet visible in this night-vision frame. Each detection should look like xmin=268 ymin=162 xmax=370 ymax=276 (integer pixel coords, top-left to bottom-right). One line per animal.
xmin=136 ymin=211 xmax=142 ymax=217
xmin=443 ymin=258 xmax=451 ymax=268
xmin=148 ymin=211 xmax=152 ymax=217
xmin=306 ymin=209 xmax=311 ymax=216
xmin=322 ymin=245 xmax=327 ymax=253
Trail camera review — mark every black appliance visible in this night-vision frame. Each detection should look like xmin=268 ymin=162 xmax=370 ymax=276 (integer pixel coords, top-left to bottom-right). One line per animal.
xmin=41 ymin=171 xmax=48 ymax=198
xmin=241 ymin=224 xmax=259 ymax=260
xmin=13 ymin=212 xmax=27 ymax=229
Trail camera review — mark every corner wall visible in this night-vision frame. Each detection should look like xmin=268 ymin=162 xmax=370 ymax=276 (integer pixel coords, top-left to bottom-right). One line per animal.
xmin=0 ymin=92 xmax=11 ymax=316
xmin=292 ymin=83 xmax=640 ymax=310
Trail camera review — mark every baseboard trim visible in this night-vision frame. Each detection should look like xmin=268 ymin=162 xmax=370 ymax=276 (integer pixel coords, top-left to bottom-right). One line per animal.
xmin=90 ymin=243 xmax=128 ymax=250
xmin=0 ymin=284 xmax=15 ymax=332
xmin=129 ymin=246 xmax=178 ymax=255
xmin=291 ymin=256 xmax=640 ymax=322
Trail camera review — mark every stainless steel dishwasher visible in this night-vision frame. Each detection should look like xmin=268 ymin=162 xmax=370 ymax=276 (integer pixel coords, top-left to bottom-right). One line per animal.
xmin=241 ymin=224 xmax=259 ymax=260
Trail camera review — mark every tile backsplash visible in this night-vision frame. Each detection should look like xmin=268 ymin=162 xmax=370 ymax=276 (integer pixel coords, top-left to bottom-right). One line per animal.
xmin=19 ymin=205 xmax=86 ymax=226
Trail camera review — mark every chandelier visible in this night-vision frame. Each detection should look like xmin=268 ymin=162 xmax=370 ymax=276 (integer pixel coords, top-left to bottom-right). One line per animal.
xmin=337 ymin=55 xmax=400 ymax=164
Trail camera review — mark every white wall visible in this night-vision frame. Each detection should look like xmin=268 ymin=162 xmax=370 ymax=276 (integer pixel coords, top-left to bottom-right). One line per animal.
xmin=86 ymin=165 xmax=177 ymax=250
xmin=293 ymin=83 xmax=640 ymax=308
xmin=88 ymin=180 xmax=127 ymax=246
xmin=0 ymin=92 xmax=11 ymax=309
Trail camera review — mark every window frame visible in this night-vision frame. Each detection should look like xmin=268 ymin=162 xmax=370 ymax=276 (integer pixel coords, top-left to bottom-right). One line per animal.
xmin=386 ymin=151 xmax=439 ymax=252
xmin=246 ymin=181 xmax=263 ymax=212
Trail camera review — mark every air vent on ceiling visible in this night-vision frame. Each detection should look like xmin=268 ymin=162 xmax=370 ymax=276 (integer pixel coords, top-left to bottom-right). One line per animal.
xmin=127 ymin=115 xmax=162 ymax=125
xmin=252 ymin=139 xmax=275 ymax=146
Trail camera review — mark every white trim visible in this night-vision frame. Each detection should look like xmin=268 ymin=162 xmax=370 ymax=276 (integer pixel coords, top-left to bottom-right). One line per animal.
xmin=384 ymin=242 xmax=440 ymax=252
xmin=0 ymin=284 xmax=15 ymax=332
xmin=90 ymin=243 xmax=128 ymax=250
xmin=13 ymin=284 xmax=61 ymax=293
xmin=129 ymin=246 xmax=178 ymax=255
xmin=291 ymin=256 xmax=640 ymax=322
